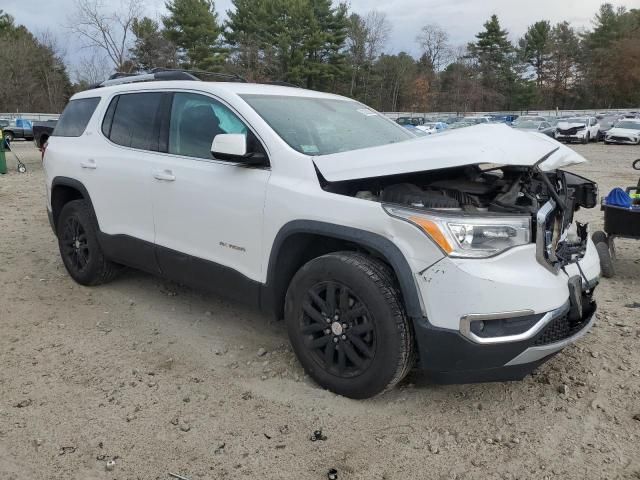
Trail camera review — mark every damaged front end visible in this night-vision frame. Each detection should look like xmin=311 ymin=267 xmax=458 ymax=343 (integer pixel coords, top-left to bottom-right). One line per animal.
xmin=321 ymin=148 xmax=598 ymax=273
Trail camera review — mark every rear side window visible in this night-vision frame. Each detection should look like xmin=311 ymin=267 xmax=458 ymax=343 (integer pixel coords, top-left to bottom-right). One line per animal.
xmin=53 ymin=97 xmax=100 ymax=137
xmin=102 ymin=93 xmax=163 ymax=150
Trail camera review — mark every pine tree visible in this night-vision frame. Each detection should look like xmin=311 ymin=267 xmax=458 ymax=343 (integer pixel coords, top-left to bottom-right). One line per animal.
xmin=130 ymin=17 xmax=178 ymax=71
xmin=163 ymin=0 xmax=226 ymax=70
xmin=467 ymin=15 xmax=515 ymax=109
xmin=519 ymin=20 xmax=551 ymax=88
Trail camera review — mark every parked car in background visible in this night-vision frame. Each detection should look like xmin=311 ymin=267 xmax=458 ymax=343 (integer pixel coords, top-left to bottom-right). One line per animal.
xmin=513 ymin=115 xmax=546 ymax=125
xmin=555 ymin=117 xmax=599 ymax=144
xmin=513 ymin=120 xmax=556 ymax=137
xmin=396 ymin=117 xmax=425 ymax=127
xmin=604 ymin=120 xmax=640 ymax=145
xmin=464 ymin=116 xmax=491 ymax=124
xmin=416 ymin=121 xmax=448 ymax=134
xmin=596 ymin=116 xmax=618 ymax=141
xmin=33 ymin=120 xmax=58 ymax=148
xmin=2 ymin=118 xmax=34 ymax=141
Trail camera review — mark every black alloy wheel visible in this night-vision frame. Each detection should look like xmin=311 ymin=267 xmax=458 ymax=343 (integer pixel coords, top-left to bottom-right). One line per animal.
xmin=56 ymin=200 xmax=121 ymax=285
xmin=61 ymin=215 xmax=91 ymax=274
xmin=301 ymin=281 xmax=376 ymax=378
xmin=285 ymin=252 xmax=414 ymax=399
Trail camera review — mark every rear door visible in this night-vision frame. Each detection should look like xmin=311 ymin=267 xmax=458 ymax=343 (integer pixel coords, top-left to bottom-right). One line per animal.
xmin=151 ymin=91 xmax=271 ymax=303
xmin=83 ymin=91 xmax=164 ymax=272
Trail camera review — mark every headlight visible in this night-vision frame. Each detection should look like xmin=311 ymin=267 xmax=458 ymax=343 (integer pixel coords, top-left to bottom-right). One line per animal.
xmin=384 ymin=206 xmax=531 ymax=258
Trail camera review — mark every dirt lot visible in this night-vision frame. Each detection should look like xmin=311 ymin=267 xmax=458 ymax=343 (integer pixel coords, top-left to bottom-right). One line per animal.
xmin=1 ymin=140 xmax=639 ymax=480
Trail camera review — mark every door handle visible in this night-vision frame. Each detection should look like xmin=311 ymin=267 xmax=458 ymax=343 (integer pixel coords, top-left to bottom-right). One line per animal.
xmin=80 ymin=159 xmax=97 ymax=169
xmin=153 ymin=169 xmax=176 ymax=181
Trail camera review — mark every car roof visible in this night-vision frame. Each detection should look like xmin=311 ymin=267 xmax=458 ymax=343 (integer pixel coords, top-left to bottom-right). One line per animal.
xmin=71 ymin=81 xmax=350 ymax=102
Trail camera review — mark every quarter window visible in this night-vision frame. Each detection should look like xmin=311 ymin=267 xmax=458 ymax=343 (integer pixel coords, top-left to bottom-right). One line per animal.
xmin=53 ymin=97 xmax=100 ymax=137
xmin=103 ymin=93 xmax=163 ymax=150
xmin=168 ymin=92 xmax=248 ymax=159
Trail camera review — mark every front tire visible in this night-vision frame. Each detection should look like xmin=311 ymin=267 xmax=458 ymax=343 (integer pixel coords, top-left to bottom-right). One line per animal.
xmin=56 ymin=200 xmax=121 ymax=286
xmin=284 ymin=252 xmax=414 ymax=399
xmin=3 ymin=131 xmax=14 ymax=142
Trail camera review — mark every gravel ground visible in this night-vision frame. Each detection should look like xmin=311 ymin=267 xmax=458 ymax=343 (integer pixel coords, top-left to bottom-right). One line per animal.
xmin=1 ymin=140 xmax=639 ymax=480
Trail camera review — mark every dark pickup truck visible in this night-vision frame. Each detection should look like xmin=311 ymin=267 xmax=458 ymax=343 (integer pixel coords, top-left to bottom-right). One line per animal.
xmin=33 ymin=120 xmax=58 ymax=149
xmin=2 ymin=119 xmax=33 ymax=141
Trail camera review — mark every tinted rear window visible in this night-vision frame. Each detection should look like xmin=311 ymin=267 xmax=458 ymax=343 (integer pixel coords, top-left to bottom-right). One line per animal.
xmin=105 ymin=93 xmax=162 ymax=150
xmin=53 ymin=98 xmax=100 ymax=137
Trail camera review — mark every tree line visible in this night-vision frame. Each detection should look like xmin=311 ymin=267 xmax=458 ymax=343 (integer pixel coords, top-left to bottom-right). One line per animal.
xmin=1 ymin=1 xmax=639 ymax=114
xmin=0 ymin=11 xmax=72 ymax=113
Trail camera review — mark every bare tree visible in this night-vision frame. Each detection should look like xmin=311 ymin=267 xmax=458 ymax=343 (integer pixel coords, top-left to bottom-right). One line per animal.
xmin=75 ymin=51 xmax=113 ymax=85
xmin=68 ymin=0 xmax=143 ymax=72
xmin=416 ymin=23 xmax=450 ymax=71
xmin=364 ymin=11 xmax=390 ymax=63
xmin=37 ymin=31 xmax=70 ymax=111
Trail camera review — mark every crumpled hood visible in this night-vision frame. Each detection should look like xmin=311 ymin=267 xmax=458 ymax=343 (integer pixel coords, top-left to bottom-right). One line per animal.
xmin=557 ymin=121 xmax=587 ymax=130
xmin=313 ymin=123 xmax=587 ymax=182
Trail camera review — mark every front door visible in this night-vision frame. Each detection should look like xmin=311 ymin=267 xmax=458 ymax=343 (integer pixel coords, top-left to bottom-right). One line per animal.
xmin=151 ymin=91 xmax=271 ymax=304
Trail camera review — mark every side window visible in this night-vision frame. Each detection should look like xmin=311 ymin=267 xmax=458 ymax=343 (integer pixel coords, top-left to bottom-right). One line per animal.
xmin=53 ymin=97 xmax=101 ymax=137
xmin=169 ymin=92 xmax=248 ymax=160
xmin=104 ymin=93 xmax=163 ymax=150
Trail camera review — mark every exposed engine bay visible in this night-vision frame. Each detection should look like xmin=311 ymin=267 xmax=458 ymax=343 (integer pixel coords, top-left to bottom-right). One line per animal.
xmin=321 ymin=163 xmax=598 ymax=270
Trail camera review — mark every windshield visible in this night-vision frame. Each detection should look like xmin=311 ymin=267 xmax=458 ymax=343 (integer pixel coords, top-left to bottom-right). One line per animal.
xmin=241 ymin=94 xmax=413 ymax=155
xmin=614 ymin=121 xmax=640 ymax=130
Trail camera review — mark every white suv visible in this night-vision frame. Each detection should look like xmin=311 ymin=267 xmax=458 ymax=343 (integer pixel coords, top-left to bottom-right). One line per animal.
xmin=555 ymin=116 xmax=600 ymax=144
xmin=43 ymin=72 xmax=601 ymax=398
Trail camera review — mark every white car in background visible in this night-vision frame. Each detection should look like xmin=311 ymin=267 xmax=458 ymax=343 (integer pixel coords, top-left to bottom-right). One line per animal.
xmin=415 ymin=122 xmax=448 ymax=134
xmin=463 ymin=116 xmax=491 ymax=124
xmin=555 ymin=117 xmax=600 ymax=144
xmin=604 ymin=119 xmax=640 ymax=145
xmin=513 ymin=115 xmax=546 ymax=125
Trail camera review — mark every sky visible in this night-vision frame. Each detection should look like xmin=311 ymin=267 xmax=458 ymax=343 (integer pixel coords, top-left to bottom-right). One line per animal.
xmin=2 ymin=0 xmax=637 ymax=77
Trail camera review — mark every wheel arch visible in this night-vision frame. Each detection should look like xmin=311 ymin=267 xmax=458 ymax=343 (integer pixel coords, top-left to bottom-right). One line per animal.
xmin=50 ymin=177 xmax=95 ymax=231
xmin=263 ymin=220 xmax=422 ymax=320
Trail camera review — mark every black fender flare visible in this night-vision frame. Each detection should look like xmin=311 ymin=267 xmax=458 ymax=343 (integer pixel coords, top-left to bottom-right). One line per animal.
xmin=265 ymin=220 xmax=423 ymax=318
xmin=50 ymin=176 xmax=97 ymax=227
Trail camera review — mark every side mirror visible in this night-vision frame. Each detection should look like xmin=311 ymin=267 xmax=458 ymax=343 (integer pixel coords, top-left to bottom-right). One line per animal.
xmin=211 ymin=133 xmax=247 ymax=158
xmin=211 ymin=133 xmax=269 ymax=167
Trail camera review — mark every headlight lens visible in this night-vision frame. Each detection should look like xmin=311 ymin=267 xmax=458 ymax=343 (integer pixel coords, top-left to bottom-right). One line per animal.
xmin=385 ymin=206 xmax=531 ymax=258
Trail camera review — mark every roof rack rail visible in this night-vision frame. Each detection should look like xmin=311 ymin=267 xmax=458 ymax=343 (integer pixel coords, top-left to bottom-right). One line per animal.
xmin=263 ymin=80 xmax=300 ymax=88
xmin=93 ymin=68 xmax=247 ymax=88
xmin=151 ymin=68 xmax=247 ymax=83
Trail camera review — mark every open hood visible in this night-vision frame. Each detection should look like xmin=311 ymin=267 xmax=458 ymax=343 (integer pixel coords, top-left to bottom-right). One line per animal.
xmin=313 ymin=124 xmax=586 ymax=183
xmin=557 ymin=121 xmax=586 ymax=129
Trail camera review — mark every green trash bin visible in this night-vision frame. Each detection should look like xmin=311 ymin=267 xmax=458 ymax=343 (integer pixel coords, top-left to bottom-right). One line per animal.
xmin=0 ymin=130 xmax=7 ymax=174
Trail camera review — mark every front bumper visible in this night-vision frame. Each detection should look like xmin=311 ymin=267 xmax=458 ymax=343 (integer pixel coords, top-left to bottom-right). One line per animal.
xmin=556 ymin=133 xmax=586 ymax=142
xmin=411 ymin=239 xmax=600 ymax=382
xmin=413 ymin=296 xmax=596 ymax=383
xmin=605 ymin=136 xmax=639 ymax=144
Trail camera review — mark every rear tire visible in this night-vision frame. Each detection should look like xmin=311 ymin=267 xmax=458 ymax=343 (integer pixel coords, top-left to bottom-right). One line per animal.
xmin=56 ymin=200 xmax=121 ymax=286
xmin=595 ymin=241 xmax=615 ymax=278
xmin=284 ymin=252 xmax=414 ymax=399
xmin=4 ymin=131 xmax=14 ymax=142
